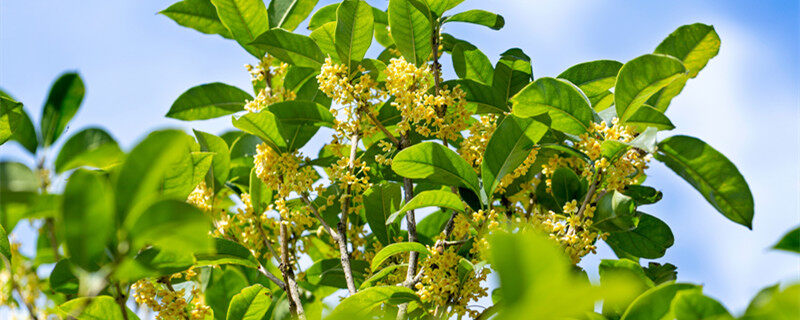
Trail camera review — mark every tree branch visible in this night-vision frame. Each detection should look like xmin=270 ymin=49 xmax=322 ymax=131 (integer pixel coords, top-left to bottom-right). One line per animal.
xmin=337 ymin=131 xmax=361 ymax=295
xmin=279 ymin=223 xmax=306 ymax=320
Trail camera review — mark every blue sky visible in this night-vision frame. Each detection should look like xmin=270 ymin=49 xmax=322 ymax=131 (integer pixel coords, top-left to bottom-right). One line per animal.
xmin=1 ymin=0 xmax=798 ymax=314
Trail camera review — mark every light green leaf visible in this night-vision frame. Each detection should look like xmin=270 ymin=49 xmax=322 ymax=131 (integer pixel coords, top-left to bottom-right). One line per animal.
xmin=210 ymin=0 xmax=269 ymax=58
xmin=421 ymin=0 xmax=463 ymax=16
xmin=310 ymin=21 xmax=338 ymax=59
xmin=267 ymin=100 xmax=334 ymax=126
xmin=371 ymin=241 xmax=429 ymax=271
xmin=599 ymin=259 xmax=655 ymax=317
xmin=590 ymin=90 xmax=615 ymax=111
xmin=615 ymin=54 xmax=686 ymax=122
xmin=364 ymin=182 xmax=402 ymax=246
xmin=59 ymin=296 xmax=140 ymax=320
xmin=0 ymin=97 xmax=23 ymax=146
xmin=621 ymin=282 xmax=699 ymax=320
xmin=0 ymin=224 xmax=10 ymax=262
xmin=444 ymin=9 xmax=504 ymax=30
xmin=166 ymin=82 xmax=252 ymax=120
xmin=227 ymin=284 xmax=272 ymax=320
xmin=452 ymin=42 xmax=493 ymax=85
xmin=387 ymin=190 xmax=464 ymax=224
xmin=249 ymin=166 xmax=273 ymax=215
xmin=267 ymin=0 xmax=318 ymax=31
xmin=328 ymin=286 xmax=418 ymax=319
xmin=335 ymin=0 xmax=374 ymax=66
xmin=391 ymin=141 xmax=480 ymax=193
xmin=511 ymin=77 xmax=594 ymax=135
xmin=232 ymin=111 xmax=287 ymax=151
xmin=557 ymin=60 xmax=622 ymax=97
xmin=127 ymin=199 xmax=212 ymax=253
xmin=655 ymin=135 xmax=753 ymax=228
xmin=306 ymin=258 xmax=370 ymax=288
xmin=624 ymin=104 xmax=675 ymax=131
xmin=481 ymin=115 xmax=548 ymax=196
xmin=62 ymin=170 xmax=114 ymax=271
xmin=40 ymin=72 xmax=85 ymax=146
xmin=773 ymin=226 xmax=800 ymax=254
xmin=195 ymin=237 xmax=259 ymax=268
xmin=388 ymin=0 xmax=432 ymax=66
xmin=55 ymin=128 xmax=124 ymax=173
xmin=359 ymin=264 xmax=407 ymax=290
xmin=206 ymin=267 xmax=249 ymax=318
xmin=308 ymin=3 xmax=338 ymax=30
xmin=194 ymin=129 xmax=230 ymax=186
xmin=161 ymin=0 xmax=233 ymax=38
xmin=606 ymin=213 xmax=673 ymax=259
xmin=671 ymin=290 xmax=732 ymax=320
xmin=742 ymin=284 xmax=800 ymax=319
xmin=251 ymin=28 xmax=326 ymax=68
xmin=492 ymin=48 xmax=532 ymax=103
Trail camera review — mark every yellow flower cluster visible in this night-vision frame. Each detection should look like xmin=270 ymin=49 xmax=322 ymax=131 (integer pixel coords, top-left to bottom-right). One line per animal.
xmin=254 ymin=143 xmax=318 ymax=198
xmin=328 ymin=154 xmax=371 ymax=215
xmin=1 ymin=240 xmax=45 ymax=315
xmin=577 ymin=119 xmax=651 ymax=191
xmin=244 ymin=56 xmax=295 ymax=112
xmin=132 ymin=279 xmax=210 ymax=320
xmin=458 ymin=114 xmax=498 ymax=171
xmin=495 ymin=147 xmax=539 ymax=195
xmin=415 ymin=247 xmax=489 ymax=318
xmin=187 ymin=181 xmax=213 ymax=212
xmin=535 ymin=200 xmax=605 ymax=264
xmin=244 ymin=85 xmax=296 ymax=113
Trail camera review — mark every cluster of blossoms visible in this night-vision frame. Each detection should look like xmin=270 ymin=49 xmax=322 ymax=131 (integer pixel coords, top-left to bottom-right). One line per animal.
xmin=384 ymin=57 xmax=470 ymax=141
xmin=132 ymin=269 xmax=211 ymax=320
xmin=578 ymin=120 xmax=651 ymax=191
xmin=415 ymin=248 xmax=490 ymax=318
xmin=537 ymin=200 xmax=603 ymax=264
xmin=458 ymin=114 xmax=498 ymax=171
xmin=0 ymin=240 xmax=50 ymax=319
xmin=253 ymin=144 xmax=321 ymax=229
xmin=187 ymin=181 xmax=213 ymax=212
xmin=317 ymin=57 xmax=383 ymax=138
xmin=244 ymin=56 xmax=295 ymax=112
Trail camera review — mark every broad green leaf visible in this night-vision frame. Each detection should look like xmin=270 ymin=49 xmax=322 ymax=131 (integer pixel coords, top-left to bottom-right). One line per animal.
xmin=615 ymin=54 xmax=686 ymax=122
xmin=590 ymin=90 xmax=615 ymax=111
xmin=49 ymin=259 xmax=79 ymax=294
xmin=655 ymin=135 xmax=754 ymax=228
xmin=115 ymin=130 xmax=191 ymax=223
xmin=511 ymin=77 xmax=594 ymax=135
xmin=59 ymin=296 xmax=140 ymax=320
xmin=0 ymin=224 xmax=9 ymax=262
xmin=310 ymin=21 xmax=339 ymax=59
xmin=267 ymin=0 xmax=318 ymax=31
xmin=161 ymin=139 xmax=210 ymax=200
xmin=196 ymin=237 xmax=258 ymax=268
xmin=54 ymin=128 xmax=124 ymax=173
xmin=416 ymin=210 xmax=450 ymax=245
xmin=308 ymin=3 xmax=338 ymax=30
xmin=445 ymin=79 xmax=505 ymax=114
xmin=627 ymin=127 xmax=658 ymax=154
xmin=335 ymin=0 xmax=374 ymax=66
xmin=227 ymin=284 xmax=272 ymax=320
xmin=624 ymin=104 xmax=675 ymax=131
xmin=232 ymin=111 xmax=287 ymax=151
xmin=248 ymin=167 xmax=273 ymax=215
xmin=421 ymin=0 xmax=463 ymax=16
xmin=388 ymin=0 xmax=432 ymax=66
xmin=267 ymin=100 xmax=334 ymax=126
xmin=452 ymin=42 xmax=493 ymax=85
xmin=492 ymin=48 xmax=532 ymax=103
xmin=599 ymin=259 xmax=655 ymax=317
xmin=127 ymin=199 xmax=212 ymax=253
xmin=328 ymin=286 xmax=418 ymax=319
xmin=0 ymin=97 xmax=23 ymax=146
xmin=671 ymin=290 xmax=732 ymax=320
xmin=606 ymin=213 xmax=673 ymax=259
xmin=550 ymin=167 xmax=583 ymax=207
xmin=62 ymin=170 xmax=114 ymax=271
xmin=40 ymin=72 xmax=85 ymax=146
xmin=391 ymin=141 xmax=480 ymax=193
xmin=251 ymin=28 xmax=326 ymax=68
xmin=558 ymin=60 xmax=623 ymax=97
xmin=481 ymin=114 xmax=549 ymax=196
xmin=444 ymin=9 xmax=504 ymax=30
xmin=161 ymin=0 xmax=233 ymax=38
xmin=112 ymin=247 xmax=194 ymax=282
xmin=742 ymin=284 xmax=800 ymax=320
xmin=593 ymin=191 xmax=639 ymax=232
xmin=206 ymin=267 xmax=249 ymax=318
xmin=306 ymin=258 xmax=370 ymax=288
xmin=194 ymin=129 xmax=231 ymax=185
xmin=166 ymin=82 xmax=252 ymax=121
xmin=774 ymin=226 xmax=800 ymax=254
xmin=387 ymin=190 xmax=464 ymax=224
xmin=360 ymin=264 xmax=407 ymax=289
xmin=364 ymin=182 xmax=402 ymax=246
xmin=643 ymin=262 xmax=677 ymax=285
xmin=10 ymin=106 xmax=37 ymax=154
xmin=621 ymin=282 xmax=699 ymax=320
xmin=371 ymin=241 xmax=429 ymax=271
xmin=210 ymin=0 xmax=269 ymax=58
xmin=0 ymin=161 xmax=39 ymax=229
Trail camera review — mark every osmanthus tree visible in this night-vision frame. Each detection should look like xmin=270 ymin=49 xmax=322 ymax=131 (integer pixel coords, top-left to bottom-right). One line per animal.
xmin=0 ymin=0 xmax=798 ymax=319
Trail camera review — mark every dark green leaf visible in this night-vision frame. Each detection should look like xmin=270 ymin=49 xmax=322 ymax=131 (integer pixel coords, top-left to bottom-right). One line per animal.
xmin=335 ymin=0 xmax=374 ymax=66
xmin=251 ymin=28 xmax=325 ymax=69
xmin=364 ymin=182 xmax=402 ymax=246
xmin=444 ymin=9 xmax=504 ymax=30
xmin=227 ymin=284 xmax=272 ymax=320
xmin=481 ymin=114 xmax=548 ymax=196
xmin=615 ymin=54 xmax=686 ymax=122
xmin=773 ymin=226 xmax=800 ymax=254
xmin=452 ymin=42 xmax=493 ymax=85
xmin=206 ymin=267 xmax=249 ymax=318
xmin=511 ymin=77 xmax=594 ymax=135
xmin=643 ymin=262 xmax=677 ymax=285
xmin=306 ymin=258 xmax=370 ymax=288
xmin=492 ymin=48 xmax=532 ymax=103
xmin=10 ymin=107 xmax=37 ymax=154
xmin=391 ymin=141 xmax=480 ymax=193
xmin=55 ymin=128 xmax=124 ymax=173
xmin=606 ymin=213 xmax=673 ymax=259
xmin=195 ymin=237 xmax=259 ymax=268
xmin=194 ymin=129 xmax=231 ymax=186
xmin=161 ymin=0 xmax=233 ymax=38
xmin=49 ymin=259 xmax=79 ymax=294
xmin=166 ymin=82 xmax=252 ymax=121
xmin=593 ymin=191 xmax=639 ymax=232
xmin=210 ymin=0 xmax=269 ymax=58
xmin=625 ymin=105 xmax=675 ymax=131
xmin=445 ymin=79 xmax=505 ymax=114
xmin=232 ymin=111 xmax=287 ymax=151
xmin=622 ymin=185 xmax=663 ymax=205
xmin=40 ymin=72 xmax=85 ymax=146
xmin=550 ymin=167 xmax=583 ymax=207
xmin=388 ymin=0 xmax=432 ymax=66
xmin=62 ymin=170 xmax=114 ymax=271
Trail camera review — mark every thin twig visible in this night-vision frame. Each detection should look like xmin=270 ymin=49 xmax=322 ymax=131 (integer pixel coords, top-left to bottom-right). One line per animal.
xmin=300 ymin=193 xmax=339 ymax=240
xmin=336 ymin=131 xmax=361 ymax=295
xmin=364 ymin=111 xmax=401 ymax=147
xmin=279 ymin=223 xmax=306 ymax=320
xmin=114 ymin=283 xmax=130 ymax=320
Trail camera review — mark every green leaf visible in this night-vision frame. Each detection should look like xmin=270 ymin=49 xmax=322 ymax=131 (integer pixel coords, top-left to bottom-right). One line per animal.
xmin=210 ymin=0 xmax=269 ymax=58
xmin=655 ymin=135 xmax=754 ymax=228
xmin=615 ymin=54 xmax=686 ymax=122
xmin=160 ymin=137 xmax=210 ymax=200
xmin=421 ymin=0 xmax=463 ymax=17
xmin=627 ymin=127 xmax=658 ymax=154
xmin=511 ymin=77 xmax=594 ymax=135
xmin=248 ymin=167 xmax=272 ymax=216
xmin=112 ymin=247 xmax=194 ymax=282
xmin=227 ymin=284 xmax=272 ymax=320
xmin=62 ymin=170 xmax=114 ymax=271
xmin=620 ymin=282 xmax=699 ymax=320
xmin=55 ymin=128 xmax=124 ymax=173
xmin=481 ymin=114 xmax=549 ymax=196
xmin=742 ymin=284 xmax=800 ymax=319
xmin=306 ymin=258 xmax=370 ymax=288
xmin=593 ymin=191 xmax=639 ymax=232
xmin=310 ymin=21 xmax=338 ymax=59
xmin=606 ymin=213 xmax=674 ymax=259
xmin=267 ymin=100 xmax=334 ymax=127
xmin=671 ymin=290 xmax=732 ymax=320
xmin=127 ymin=199 xmax=212 ymax=253
xmin=308 ymin=3 xmax=338 ymax=30
xmin=328 ymin=286 xmax=418 ymax=319
xmin=444 ymin=9 xmax=504 ymax=30
xmin=388 ymin=0 xmax=432 ymax=66
xmin=643 ymin=262 xmax=677 ymax=285
xmin=335 ymin=0 xmax=374 ymax=66
xmin=557 ymin=60 xmax=623 ymax=97
xmin=40 ymin=72 xmax=85 ymax=147
xmin=10 ymin=106 xmax=37 ymax=154
xmin=49 ymin=259 xmax=79 ymax=294
xmin=387 ymin=190 xmax=464 ymax=224
xmin=452 ymin=42 xmax=493 ymax=85
xmin=251 ymin=28 xmax=326 ymax=69
xmin=195 ymin=237 xmax=259 ymax=268
xmin=161 ymin=0 xmax=233 ymax=38
xmin=550 ymin=167 xmax=583 ymax=206
xmin=445 ymin=79 xmax=505 ymax=114
xmin=0 ymin=162 xmax=39 ymax=230
xmin=194 ymin=129 xmax=231 ymax=186
xmin=590 ymin=90 xmax=615 ymax=111
xmin=267 ymin=0 xmax=318 ymax=31
xmin=492 ymin=48 xmax=532 ymax=103
xmin=59 ymin=296 xmax=140 ymax=320
xmin=232 ymin=111 xmax=287 ymax=151
xmin=623 ymin=186 xmax=662 ymax=206
xmin=391 ymin=141 xmax=480 ymax=193
xmin=359 ymin=264 xmax=407 ymax=289
xmin=624 ymin=104 xmax=675 ymax=131
xmin=0 ymin=224 xmax=10 ymax=262
xmin=206 ymin=267 xmax=249 ymax=318
xmin=166 ymin=82 xmax=252 ymax=121
xmin=773 ymin=226 xmax=800 ymax=254
xmin=599 ymin=259 xmax=655 ymax=317
xmin=416 ymin=210 xmax=450 ymax=245
xmin=371 ymin=241 xmax=429 ymax=271
xmin=364 ymin=182 xmax=402 ymax=246
xmin=0 ymin=97 xmax=23 ymax=146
